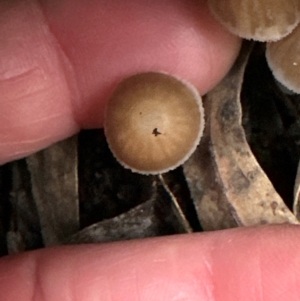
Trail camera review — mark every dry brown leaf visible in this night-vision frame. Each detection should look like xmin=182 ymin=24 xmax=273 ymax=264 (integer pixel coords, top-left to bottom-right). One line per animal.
xmin=184 ymin=42 xmax=298 ymax=230
xmin=6 ymin=160 xmax=42 ymax=254
xmin=26 ymin=136 xmax=79 ymax=246
xmin=184 ymin=127 xmax=238 ymax=230
xmin=67 ymin=198 xmax=161 ymax=244
xmin=66 ymin=180 xmax=190 ymax=244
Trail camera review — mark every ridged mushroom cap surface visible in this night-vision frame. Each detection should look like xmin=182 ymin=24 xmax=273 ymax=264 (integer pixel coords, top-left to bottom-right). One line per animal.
xmin=104 ymin=72 xmax=204 ymax=175
xmin=208 ymin=0 xmax=300 ymax=41
xmin=266 ymin=24 xmax=300 ymax=93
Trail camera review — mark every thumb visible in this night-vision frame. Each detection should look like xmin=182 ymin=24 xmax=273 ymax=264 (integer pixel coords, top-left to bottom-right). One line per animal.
xmin=0 ymin=0 xmax=79 ymax=163
xmin=0 ymin=0 xmax=241 ymax=164
xmin=0 ymin=225 xmax=299 ymax=301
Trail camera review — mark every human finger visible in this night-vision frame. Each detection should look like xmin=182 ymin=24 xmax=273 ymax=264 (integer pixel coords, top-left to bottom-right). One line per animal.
xmin=0 ymin=0 xmax=241 ymax=164
xmin=0 ymin=225 xmax=299 ymax=301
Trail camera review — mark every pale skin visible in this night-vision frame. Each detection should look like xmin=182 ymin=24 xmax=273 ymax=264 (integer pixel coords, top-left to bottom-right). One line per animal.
xmin=1 ymin=0 xmax=300 ymax=300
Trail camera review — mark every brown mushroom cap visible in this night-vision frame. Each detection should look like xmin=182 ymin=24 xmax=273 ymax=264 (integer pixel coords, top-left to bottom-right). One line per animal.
xmin=208 ymin=0 xmax=300 ymax=41
xmin=104 ymin=72 xmax=204 ymax=175
xmin=266 ymin=23 xmax=300 ymax=93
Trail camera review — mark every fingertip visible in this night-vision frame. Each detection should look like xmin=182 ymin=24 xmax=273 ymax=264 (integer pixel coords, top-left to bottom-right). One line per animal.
xmin=0 ymin=0 xmax=79 ymax=164
xmin=43 ymin=0 xmax=241 ymax=128
xmin=1 ymin=226 xmax=300 ymax=301
xmin=0 ymin=0 xmax=241 ymax=164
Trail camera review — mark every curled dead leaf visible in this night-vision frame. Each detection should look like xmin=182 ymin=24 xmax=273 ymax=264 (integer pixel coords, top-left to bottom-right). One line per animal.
xmin=184 ymin=42 xmax=299 ymax=230
xmin=26 ymin=136 xmax=79 ymax=246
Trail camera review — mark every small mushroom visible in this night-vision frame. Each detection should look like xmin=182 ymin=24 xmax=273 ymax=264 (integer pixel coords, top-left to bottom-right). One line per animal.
xmin=104 ymin=72 xmax=204 ymax=175
xmin=208 ymin=0 xmax=300 ymax=41
xmin=266 ymin=24 xmax=300 ymax=93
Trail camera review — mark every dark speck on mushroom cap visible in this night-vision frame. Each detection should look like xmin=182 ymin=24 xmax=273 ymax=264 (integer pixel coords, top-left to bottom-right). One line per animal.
xmin=104 ymin=72 xmax=204 ymax=175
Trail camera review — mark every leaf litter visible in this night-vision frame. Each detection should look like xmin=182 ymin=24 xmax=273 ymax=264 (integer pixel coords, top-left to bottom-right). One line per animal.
xmin=0 ymin=42 xmax=300 ymax=254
